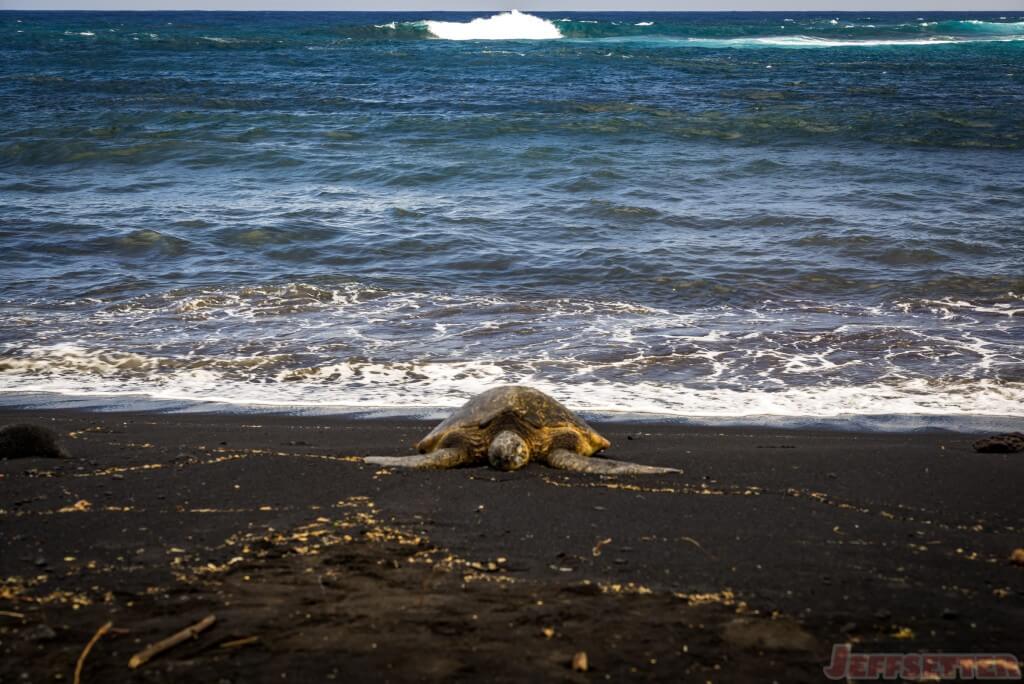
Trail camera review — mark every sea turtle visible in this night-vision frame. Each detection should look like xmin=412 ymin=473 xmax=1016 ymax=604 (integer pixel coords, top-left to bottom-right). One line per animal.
xmin=364 ymin=385 xmax=680 ymax=474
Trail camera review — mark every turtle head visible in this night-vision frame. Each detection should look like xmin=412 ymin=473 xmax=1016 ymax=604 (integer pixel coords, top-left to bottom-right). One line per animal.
xmin=488 ymin=430 xmax=530 ymax=471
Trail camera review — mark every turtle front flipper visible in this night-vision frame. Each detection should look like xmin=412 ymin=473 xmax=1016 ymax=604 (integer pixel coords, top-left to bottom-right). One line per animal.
xmin=364 ymin=448 xmax=477 ymax=470
xmin=545 ymin=449 xmax=681 ymax=475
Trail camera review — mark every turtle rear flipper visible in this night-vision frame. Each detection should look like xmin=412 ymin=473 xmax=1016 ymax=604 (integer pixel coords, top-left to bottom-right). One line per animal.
xmin=364 ymin=448 xmax=477 ymax=469
xmin=544 ymin=449 xmax=681 ymax=475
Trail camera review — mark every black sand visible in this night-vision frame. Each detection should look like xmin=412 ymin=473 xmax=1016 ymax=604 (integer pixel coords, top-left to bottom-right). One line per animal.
xmin=1 ymin=409 xmax=1021 ymax=682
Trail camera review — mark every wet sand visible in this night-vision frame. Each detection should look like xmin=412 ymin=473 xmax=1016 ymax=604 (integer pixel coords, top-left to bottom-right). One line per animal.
xmin=1 ymin=409 xmax=1021 ymax=682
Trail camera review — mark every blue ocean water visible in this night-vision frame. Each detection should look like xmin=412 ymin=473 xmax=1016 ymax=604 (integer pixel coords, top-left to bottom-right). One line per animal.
xmin=1 ymin=10 xmax=1022 ymax=428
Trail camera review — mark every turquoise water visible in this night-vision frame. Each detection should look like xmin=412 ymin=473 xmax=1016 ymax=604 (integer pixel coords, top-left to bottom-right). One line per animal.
xmin=1 ymin=11 xmax=1022 ymax=426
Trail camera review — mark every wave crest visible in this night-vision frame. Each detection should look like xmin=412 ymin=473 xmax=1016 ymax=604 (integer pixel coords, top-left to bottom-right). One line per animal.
xmin=943 ymin=19 xmax=1024 ymax=33
xmin=424 ymin=10 xmax=562 ymax=41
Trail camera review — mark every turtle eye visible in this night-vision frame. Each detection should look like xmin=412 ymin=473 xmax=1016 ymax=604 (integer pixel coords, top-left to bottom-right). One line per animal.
xmin=478 ymin=417 xmax=495 ymax=430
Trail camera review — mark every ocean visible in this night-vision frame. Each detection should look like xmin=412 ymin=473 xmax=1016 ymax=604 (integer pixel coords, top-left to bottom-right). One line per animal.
xmin=1 ymin=10 xmax=1022 ymax=429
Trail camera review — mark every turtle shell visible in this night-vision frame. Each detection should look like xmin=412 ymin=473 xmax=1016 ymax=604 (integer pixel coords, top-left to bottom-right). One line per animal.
xmin=416 ymin=385 xmax=610 ymax=456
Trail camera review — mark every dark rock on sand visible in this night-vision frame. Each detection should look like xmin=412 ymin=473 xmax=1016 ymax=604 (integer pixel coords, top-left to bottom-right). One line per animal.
xmin=0 ymin=424 xmax=68 ymax=459
xmin=972 ymin=432 xmax=1024 ymax=453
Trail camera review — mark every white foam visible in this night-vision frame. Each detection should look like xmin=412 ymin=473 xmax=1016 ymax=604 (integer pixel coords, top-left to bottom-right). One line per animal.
xmin=2 ymin=360 xmax=1022 ymax=430
xmin=678 ymin=34 xmax=1024 ymax=48
xmin=635 ymin=22 xmax=654 ymax=27
xmin=914 ymin=19 xmax=1024 ymax=33
xmin=963 ymin=19 xmax=1023 ymax=26
xmin=914 ymin=297 xmax=1024 ymax=318
xmin=424 ymin=10 xmax=562 ymax=41
xmin=2 ymin=328 xmax=1022 ymax=428
xmin=3 ymin=282 xmax=1021 ymax=431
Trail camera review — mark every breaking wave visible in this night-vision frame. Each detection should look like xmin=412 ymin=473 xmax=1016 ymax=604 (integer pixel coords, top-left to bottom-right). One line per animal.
xmin=1 ymin=282 xmax=1022 ymax=430
xmin=3 ymin=351 xmax=1022 ymax=433
xmin=424 ymin=11 xmax=562 ymax=41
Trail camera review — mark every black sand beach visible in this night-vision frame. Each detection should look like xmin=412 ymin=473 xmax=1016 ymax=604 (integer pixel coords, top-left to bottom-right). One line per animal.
xmin=1 ymin=409 xmax=1022 ymax=682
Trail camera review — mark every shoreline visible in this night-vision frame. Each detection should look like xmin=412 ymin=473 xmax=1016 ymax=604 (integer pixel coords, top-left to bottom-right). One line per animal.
xmin=1 ymin=407 xmax=1021 ymax=681
xmin=1 ymin=391 xmax=1021 ymax=434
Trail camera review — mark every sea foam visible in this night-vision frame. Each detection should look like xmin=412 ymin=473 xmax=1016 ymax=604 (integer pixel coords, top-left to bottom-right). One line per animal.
xmin=669 ymin=34 xmax=1024 ymax=48
xmin=2 ymin=355 xmax=1022 ymax=433
xmin=2 ymin=282 xmax=1022 ymax=432
xmin=425 ymin=10 xmax=562 ymax=41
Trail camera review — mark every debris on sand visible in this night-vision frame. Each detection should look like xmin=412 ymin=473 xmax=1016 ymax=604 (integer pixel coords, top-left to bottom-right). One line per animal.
xmin=128 ymin=614 xmax=216 ymax=669
xmin=220 ymin=635 xmax=260 ymax=650
xmin=74 ymin=621 xmax=112 ymax=684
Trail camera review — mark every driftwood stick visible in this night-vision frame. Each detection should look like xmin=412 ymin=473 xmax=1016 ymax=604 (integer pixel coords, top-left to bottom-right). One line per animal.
xmin=0 ymin=610 xmax=26 ymax=619
xmin=220 ymin=635 xmax=260 ymax=649
xmin=679 ymin=535 xmax=715 ymax=559
xmin=128 ymin=614 xmax=216 ymax=669
xmin=74 ymin=620 xmax=113 ymax=684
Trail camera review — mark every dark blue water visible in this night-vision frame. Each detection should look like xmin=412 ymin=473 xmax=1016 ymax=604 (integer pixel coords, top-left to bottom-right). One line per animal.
xmin=1 ymin=11 xmax=1022 ymax=427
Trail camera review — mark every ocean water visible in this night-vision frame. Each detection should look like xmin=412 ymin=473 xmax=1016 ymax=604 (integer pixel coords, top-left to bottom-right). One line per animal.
xmin=1 ymin=10 xmax=1023 ymax=429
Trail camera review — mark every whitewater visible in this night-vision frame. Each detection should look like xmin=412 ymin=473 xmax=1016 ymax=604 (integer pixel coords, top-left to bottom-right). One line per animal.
xmin=424 ymin=10 xmax=563 ymax=40
xmin=374 ymin=10 xmax=1024 ymax=47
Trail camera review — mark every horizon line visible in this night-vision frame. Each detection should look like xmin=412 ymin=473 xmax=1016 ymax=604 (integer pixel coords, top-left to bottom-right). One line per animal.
xmin=3 ymin=7 xmax=1018 ymax=11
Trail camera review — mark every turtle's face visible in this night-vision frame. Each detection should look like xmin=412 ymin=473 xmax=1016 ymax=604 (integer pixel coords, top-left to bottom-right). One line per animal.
xmin=488 ymin=430 xmax=530 ymax=471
